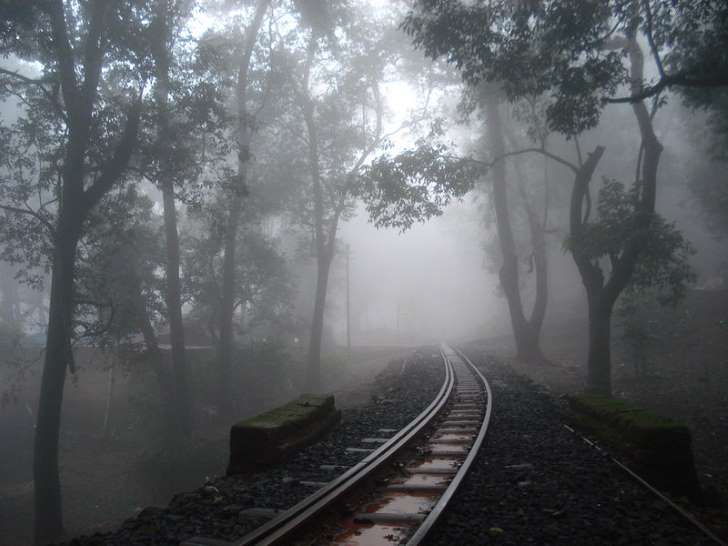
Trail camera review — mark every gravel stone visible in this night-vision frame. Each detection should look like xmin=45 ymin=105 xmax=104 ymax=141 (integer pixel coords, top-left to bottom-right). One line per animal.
xmin=58 ymin=349 xmax=444 ymax=546
xmin=423 ymin=350 xmax=715 ymax=546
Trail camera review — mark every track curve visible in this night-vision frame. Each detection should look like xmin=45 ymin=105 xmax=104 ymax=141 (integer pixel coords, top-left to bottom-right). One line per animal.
xmin=182 ymin=343 xmax=492 ymax=546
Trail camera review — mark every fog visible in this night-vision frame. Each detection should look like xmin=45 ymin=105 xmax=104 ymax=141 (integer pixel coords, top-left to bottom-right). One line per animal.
xmin=1 ymin=1 xmax=727 ymax=544
xmin=334 ymin=201 xmax=504 ymax=345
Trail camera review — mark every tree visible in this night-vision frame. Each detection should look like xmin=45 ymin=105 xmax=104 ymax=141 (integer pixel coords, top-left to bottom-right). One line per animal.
xmin=0 ymin=2 xmax=149 ymax=541
xmin=183 ymin=191 xmax=293 ymax=358
xmin=480 ymin=86 xmax=549 ymax=362
xmin=286 ymin=15 xmax=393 ymax=392
xmin=214 ymin=0 xmax=271 ymax=414
xmin=142 ymin=0 xmax=230 ymax=436
xmin=400 ymin=0 xmax=714 ymax=395
xmin=146 ymin=0 xmax=194 ymax=437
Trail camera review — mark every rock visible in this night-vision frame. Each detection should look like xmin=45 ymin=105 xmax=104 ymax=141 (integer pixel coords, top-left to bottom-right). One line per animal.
xmin=488 ymin=527 xmax=504 ymax=537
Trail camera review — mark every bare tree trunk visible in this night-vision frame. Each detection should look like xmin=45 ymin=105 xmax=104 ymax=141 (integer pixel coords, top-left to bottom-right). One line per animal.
xmin=161 ymin=180 xmax=191 ymax=434
xmin=34 ymin=216 xmax=79 ymax=543
xmin=0 ymin=262 xmax=21 ymax=324
xmin=568 ymin=145 xmax=608 ymax=394
xmin=32 ymin=3 xmax=140 ymax=540
xmin=529 ymin=210 xmax=548 ymax=339
xmin=102 ymin=348 xmax=116 ymax=438
xmin=299 ymin=36 xmax=331 ymax=393
xmin=151 ymin=0 xmax=191 ymax=436
xmin=218 ymin=0 xmax=270 ymax=414
xmin=587 ymin=296 xmax=613 ymax=395
xmin=218 ymin=188 xmax=242 ymax=414
xmin=573 ymin=19 xmax=662 ymax=396
xmin=483 ymin=88 xmax=546 ymax=362
xmin=306 ymin=251 xmax=332 ymax=392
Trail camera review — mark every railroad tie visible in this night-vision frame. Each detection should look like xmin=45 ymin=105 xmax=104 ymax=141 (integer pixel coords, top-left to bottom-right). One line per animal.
xmin=353 ymin=512 xmax=427 ymax=525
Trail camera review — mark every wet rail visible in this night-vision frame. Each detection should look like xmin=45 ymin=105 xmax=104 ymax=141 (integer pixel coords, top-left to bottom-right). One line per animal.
xmin=182 ymin=343 xmax=492 ymax=546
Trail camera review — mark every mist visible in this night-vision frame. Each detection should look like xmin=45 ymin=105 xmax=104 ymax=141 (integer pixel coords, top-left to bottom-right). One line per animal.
xmin=1 ymin=1 xmax=727 ymax=545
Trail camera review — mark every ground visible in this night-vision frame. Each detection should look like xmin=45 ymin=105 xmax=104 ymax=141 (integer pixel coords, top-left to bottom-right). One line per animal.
xmin=0 ymin=345 xmax=408 ymax=546
xmin=468 ymin=288 xmax=728 ymax=539
xmin=1 ymin=289 xmax=726 ymax=545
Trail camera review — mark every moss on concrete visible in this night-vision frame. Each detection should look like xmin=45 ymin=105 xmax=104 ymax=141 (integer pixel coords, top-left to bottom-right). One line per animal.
xmin=566 ymin=393 xmax=701 ymax=501
xmin=227 ymin=393 xmax=340 ymax=474
xmin=238 ymin=394 xmax=334 ymax=430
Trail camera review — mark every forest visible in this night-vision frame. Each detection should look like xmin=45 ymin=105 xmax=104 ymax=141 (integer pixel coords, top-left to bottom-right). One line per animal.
xmin=0 ymin=1 xmax=726 ymax=545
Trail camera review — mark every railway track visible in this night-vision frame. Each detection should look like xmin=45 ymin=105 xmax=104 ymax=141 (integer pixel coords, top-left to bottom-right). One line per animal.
xmin=183 ymin=343 xmax=492 ymax=546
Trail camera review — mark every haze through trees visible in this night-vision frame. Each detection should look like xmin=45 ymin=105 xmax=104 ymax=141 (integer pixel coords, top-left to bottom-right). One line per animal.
xmin=398 ymin=0 xmax=725 ymax=395
xmin=0 ymin=1 xmax=726 ymax=544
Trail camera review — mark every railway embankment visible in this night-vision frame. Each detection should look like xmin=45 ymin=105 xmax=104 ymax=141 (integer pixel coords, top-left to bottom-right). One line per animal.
xmin=56 ymin=349 xmax=444 ymax=546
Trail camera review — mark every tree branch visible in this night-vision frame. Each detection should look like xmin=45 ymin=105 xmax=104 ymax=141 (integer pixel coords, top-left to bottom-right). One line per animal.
xmin=467 ymin=147 xmax=579 ymax=174
xmin=641 ymin=0 xmax=665 ymax=80
xmin=606 ymin=72 xmax=728 ymax=103
xmin=44 ymin=0 xmax=79 ymax=118
xmin=83 ymin=100 xmax=141 ymax=210
xmin=0 ymin=203 xmax=56 ymax=237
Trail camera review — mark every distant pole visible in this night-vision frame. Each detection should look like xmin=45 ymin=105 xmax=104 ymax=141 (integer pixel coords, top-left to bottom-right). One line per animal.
xmin=346 ymin=243 xmax=351 ymax=357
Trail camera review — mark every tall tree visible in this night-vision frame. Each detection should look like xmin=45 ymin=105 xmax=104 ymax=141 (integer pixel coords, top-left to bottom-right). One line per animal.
xmin=148 ymin=0 xmax=191 ymax=437
xmin=481 ymin=86 xmax=548 ymax=362
xmin=402 ymin=0 xmax=711 ymax=395
xmin=217 ymin=0 xmax=271 ymax=414
xmin=0 ymin=2 xmax=148 ymax=541
xmin=290 ymin=21 xmax=389 ymax=392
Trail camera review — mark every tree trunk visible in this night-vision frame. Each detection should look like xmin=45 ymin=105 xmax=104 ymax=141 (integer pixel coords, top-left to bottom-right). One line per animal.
xmin=218 ymin=189 xmax=242 ymax=415
xmin=152 ymin=0 xmax=191 ymax=437
xmin=574 ymin=26 xmax=662 ymax=395
xmin=587 ymin=298 xmax=613 ymax=396
xmin=102 ymin=348 xmax=116 ymax=438
xmin=528 ymin=210 xmax=548 ymax=342
xmin=483 ymin=88 xmax=545 ymax=362
xmin=217 ymin=0 xmax=269 ymax=415
xmin=0 ymin=262 xmax=20 ymax=324
xmin=306 ymin=251 xmax=332 ymax=393
xmin=32 ymin=4 xmax=140 ymax=539
xmin=33 ymin=218 xmax=79 ymax=544
xmin=161 ymin=180 xmax=191 ymax=435
xmin=131 ymin=269 xmax=180 ymax=446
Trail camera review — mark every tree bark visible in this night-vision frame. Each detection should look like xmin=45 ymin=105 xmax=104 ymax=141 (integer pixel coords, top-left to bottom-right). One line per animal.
xmin=34 ymin=213 xmax=80 ymax=543
xmin=218 ymin=187 xmax=242 ymax=414
xmin=483 ymin=88 xmax=546 ymax=363
xmin=151 ymin=0 xmax=191 ymax=436
xmin=528 ymin=209 xmax=548 ymax=340
xmin=0 ymin=262 xmax=20 ymax=324
xmin=571 ymin=19 xmax=663 ymax=396
xmin=587 ymin=296 xmax=613 ymax=395
xmin=161 ymin=180 xmax=191 ymax=434
xmin=306 ymin=250 xmax=332 ymax=392
xmin=299 ymin=35 xmax=332 ymax=393
xmin=217 ymin=0 xmax=270 ymax=414
xmin=33 ymin=2 xmax=140 ymax=541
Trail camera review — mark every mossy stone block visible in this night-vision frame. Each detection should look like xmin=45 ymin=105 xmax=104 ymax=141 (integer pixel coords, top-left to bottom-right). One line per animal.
xmin=566 ymin=393 xmax=701 ymax=500
xmin=227 ymin=393 xmax=340 ymax=474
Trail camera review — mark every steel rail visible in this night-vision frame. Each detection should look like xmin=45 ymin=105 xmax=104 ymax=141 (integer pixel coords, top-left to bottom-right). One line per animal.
xmin=184 ymin=350 xmax=455 ymax=546
xmin=406 ymin=343 xmax=493 ymax=545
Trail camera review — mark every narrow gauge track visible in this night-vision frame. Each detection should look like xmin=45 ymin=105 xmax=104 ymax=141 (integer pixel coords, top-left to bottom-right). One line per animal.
xmin=183 ymin=343 xmax=492 ymax=546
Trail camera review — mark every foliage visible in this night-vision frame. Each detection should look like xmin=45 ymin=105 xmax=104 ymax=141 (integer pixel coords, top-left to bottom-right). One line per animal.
xmin=76 ymin=186 xmax=165 ymax=348
xmin=403 ymin=0 xmax=728 ymax=135
xmin=361 ymin=141 xmax=483 ymax=231
xmin=680 ymin=91 xmax=728 ymax=238
xmin=568 ymin=178 xmax=695 ymax=304
xmin=183 ymin=203 xmax=294 ymax=342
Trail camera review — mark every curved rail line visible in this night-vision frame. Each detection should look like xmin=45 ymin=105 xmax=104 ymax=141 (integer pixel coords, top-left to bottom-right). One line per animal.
xmin=183 ymin=343 xmax=492 ymax=546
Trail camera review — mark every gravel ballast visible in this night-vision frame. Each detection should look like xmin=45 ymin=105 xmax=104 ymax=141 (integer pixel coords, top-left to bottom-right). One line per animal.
xmin=58 ymin=349 xmax=444 ymax=546
xmin=424 ymin=349 xmax=714 ymax=546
